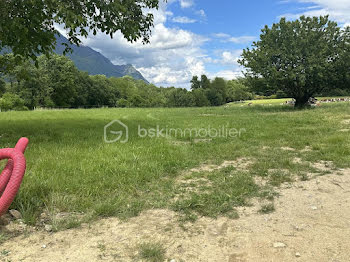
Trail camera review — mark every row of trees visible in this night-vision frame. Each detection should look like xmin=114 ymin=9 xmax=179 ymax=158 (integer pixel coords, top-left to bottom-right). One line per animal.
xmin=0 ymin=55 xmax=254 ymax=111
xmin=190 ymin=75 xmax=253 ymax=106
xmin=0 ymin=55 xmax=164 ymax=110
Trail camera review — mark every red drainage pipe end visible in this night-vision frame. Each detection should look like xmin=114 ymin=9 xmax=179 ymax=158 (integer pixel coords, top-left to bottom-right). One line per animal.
xmin=0 ymin=138 xmax=29 ymax=216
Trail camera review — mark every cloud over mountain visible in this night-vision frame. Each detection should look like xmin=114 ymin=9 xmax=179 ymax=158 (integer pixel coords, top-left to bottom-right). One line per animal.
xmin=81 ymin=2 xmax=208 ymax=87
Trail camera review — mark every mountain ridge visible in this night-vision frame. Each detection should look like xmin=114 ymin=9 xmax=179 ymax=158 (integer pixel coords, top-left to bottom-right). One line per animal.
xmin=55 ymin=35 xmax=148 ymax=82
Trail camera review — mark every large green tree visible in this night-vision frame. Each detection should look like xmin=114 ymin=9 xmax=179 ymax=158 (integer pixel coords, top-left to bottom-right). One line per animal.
xmin=0 ymin=0 xmax=161 ymax=63
xmin=239 ymin=16 xmax=349 ymax=108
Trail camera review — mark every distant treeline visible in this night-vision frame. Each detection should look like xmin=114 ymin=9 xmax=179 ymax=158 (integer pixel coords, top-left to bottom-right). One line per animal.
xmin=0 ymin=54 xmax=349 ymax=111
xmin=0 ymin=55 xmax=255 ymax=111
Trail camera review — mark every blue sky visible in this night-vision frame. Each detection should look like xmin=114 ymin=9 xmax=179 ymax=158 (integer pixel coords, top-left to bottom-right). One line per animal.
xmin=78 ymin=0 xmax=350 ymax=88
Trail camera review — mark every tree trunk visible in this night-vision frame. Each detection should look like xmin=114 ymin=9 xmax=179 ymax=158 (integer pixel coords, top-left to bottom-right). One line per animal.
xmin=294 ymin=96 xmax=310 ymax=108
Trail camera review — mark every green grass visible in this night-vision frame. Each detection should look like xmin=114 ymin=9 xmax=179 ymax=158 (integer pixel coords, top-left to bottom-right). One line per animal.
xmin=227 ymin=98 xmax=291 ymax=107
xmin=259 ymin=203 xmax=275 ymax=214
xmin=228 ymin=97 xmax=350 ymax=107
xmin=172 ymin=168 xmax=257 ymax=221
xmin=137 ymin=242 xmax=166 ymax=262
xmin=0 ymin=233 xmax=9 ymax=244
xmin=0 ymin=101 xmax=350 ymax=227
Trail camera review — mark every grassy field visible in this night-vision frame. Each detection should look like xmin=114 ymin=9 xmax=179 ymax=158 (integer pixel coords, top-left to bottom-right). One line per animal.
xmin=1 ymin=100 xmax=350 ymax=229
xmin=228 ymin=97 xmax=350 ymax=106
xmin=228 ymin=98 xmax=291 ymax=106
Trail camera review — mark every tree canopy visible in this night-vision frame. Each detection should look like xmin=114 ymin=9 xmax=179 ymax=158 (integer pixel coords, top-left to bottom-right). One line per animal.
xmin=0 ymin=0 xmax=161 ymax=62
xmin=239 ymin=16 xmax=350 ymax=107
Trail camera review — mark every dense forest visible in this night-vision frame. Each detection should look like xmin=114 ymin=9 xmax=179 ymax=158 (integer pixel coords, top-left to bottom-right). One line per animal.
xmin=0 ymin=54 xmax=255 ymax=111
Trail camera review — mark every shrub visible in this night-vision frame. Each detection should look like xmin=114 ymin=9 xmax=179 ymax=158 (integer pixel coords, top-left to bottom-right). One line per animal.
xmin=116 ymin=98 xmax=129 ymax=108
xmin=0 ymin=93 xmax=28 ymax=111
xmin=227 ymin=81 xmax=254 ymax=102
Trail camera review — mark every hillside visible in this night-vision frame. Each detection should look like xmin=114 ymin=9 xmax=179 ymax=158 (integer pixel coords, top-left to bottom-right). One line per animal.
xmin=55 ymin=35 xmax=148 ymax=82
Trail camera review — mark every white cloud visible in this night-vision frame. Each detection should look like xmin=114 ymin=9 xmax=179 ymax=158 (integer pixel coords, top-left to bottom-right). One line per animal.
xmin=179 ymin=0 xmax=193 ymax=8
xmin=208 ymin=69 xmax=243 ymax=80
xmin=185 ymin=57 xmax=206 ymax=76
xmin=172 ymin=16 xmax=197 ymax=24
xmin=280 ymin=0 xmax=350 ymax=25
xmin=138 ymin=67 xmax=185 ymax=85
xmin=299 ymin=0 xmax=350 ymax=10
xmin=138 ymin=57 xmax=205 ymax=86
xmin=196 ymin=9 xmax=206 ymax=18
xmin=213 ymin=33 xmax=231 ymax=38
xmin=221 ymin=51 xmax=242 ymax=65
xmin=228 ymin=36 xmax=256 ymax=44
xmin=55 ymin=23 xmax=68 ymax=37
xmin=205 ymin=50 xmax=242 ymax=66
xmin=212 ymin=33 xmax=256 ymax=44
xmin=165 ymin=11 xmax=174 ymax=17
xmin=206 ymin=50 xmax=245 ymax=81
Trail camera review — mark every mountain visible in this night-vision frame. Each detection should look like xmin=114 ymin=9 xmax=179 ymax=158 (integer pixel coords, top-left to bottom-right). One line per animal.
xmin=54 ymin=35 xmax=148 ymax=82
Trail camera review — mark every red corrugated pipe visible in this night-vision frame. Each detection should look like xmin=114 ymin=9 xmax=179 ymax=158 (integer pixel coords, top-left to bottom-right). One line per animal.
xmin=0 ymin=138 xmax=29 ymax=216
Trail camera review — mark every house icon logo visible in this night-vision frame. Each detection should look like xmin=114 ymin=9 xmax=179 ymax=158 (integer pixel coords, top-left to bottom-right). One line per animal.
xmin=104 ymin=120 xmax=129 ymax=143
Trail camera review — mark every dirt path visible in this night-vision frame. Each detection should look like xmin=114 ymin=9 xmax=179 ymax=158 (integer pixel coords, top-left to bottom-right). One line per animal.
xmin=1 ymin=171 xmax=350 ymax=262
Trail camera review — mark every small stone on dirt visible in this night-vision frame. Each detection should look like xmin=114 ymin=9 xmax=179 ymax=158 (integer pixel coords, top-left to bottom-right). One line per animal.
xmin=281 ymin=147 xmax=296 ymax=151
xmin=45 ymin=224 xmax=53 ymax=232
xmin=40 ymin=212 xmax=48 ymax=219
xmin=9 ymin=209 xmax=22 ymax=219
xmin=293 ymin=157 xmax=303 ymax=164
xmin=295 ymin=252 xmax=301 ymax=257
xmin=311 ymin=206 xmax=318 ymax=210
xmin=301 ymin=146 xmax=312 ymax=152
xmin=273 ymin=242 xmax=286 ymax=248
xmin=341 ymin=119 xmax=350 ymax=125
